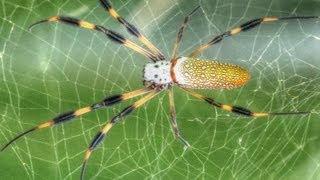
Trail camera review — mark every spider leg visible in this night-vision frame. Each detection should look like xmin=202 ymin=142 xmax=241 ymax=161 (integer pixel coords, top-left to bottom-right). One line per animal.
xmin=80 ymin=90 xmax=160 ymax=180
xmin=181 ymin=88 xmax=310 ymax=117
xmin=99 ymin=0 xmax=165 ymax=60
xmin=1 ymin=88 xmax=152 ymax=152
xmin=171 ymin=6 xmax=200 ymax=60
xmin=189 ymin=15 xmax=319 ymax=57
xmin=29 ymin=16 xmax=158 ymax=61
xmin=168 ymin=88 xmax=190 ymax=148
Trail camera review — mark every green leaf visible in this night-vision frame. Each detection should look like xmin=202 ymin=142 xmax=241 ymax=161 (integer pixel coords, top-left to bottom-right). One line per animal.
xmin=0 ymin=0 xmax=319 ymax=179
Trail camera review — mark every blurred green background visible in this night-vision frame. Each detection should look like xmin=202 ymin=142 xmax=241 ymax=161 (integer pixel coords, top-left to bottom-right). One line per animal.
xmin=1 ymin=0 xmax=320 ymax=179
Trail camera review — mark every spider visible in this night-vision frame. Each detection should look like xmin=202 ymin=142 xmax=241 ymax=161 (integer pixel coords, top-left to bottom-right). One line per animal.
xmin=1 ymin=0 xmax=314 ymax=179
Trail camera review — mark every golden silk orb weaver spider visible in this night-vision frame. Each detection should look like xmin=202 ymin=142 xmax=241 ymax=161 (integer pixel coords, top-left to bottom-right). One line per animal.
xmin=1 ymin=0 xmax=315 ymax=179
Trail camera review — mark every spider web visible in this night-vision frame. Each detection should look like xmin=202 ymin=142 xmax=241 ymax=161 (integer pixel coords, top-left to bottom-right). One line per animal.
xmin=1 ymin=0 xmax=320 ymax=179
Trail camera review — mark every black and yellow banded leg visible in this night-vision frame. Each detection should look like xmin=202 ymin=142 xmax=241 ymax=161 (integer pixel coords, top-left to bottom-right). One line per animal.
xmin=80 ymin=90 xmax=160 ymax=180
xmin=181 ymin=88 xmax=310 ymax=117
xmin=0 ymin=88 xmax=152 ymax=152
xmin=29 ymin=16 xmax=158 ymax=61
xmin=168 ymin=88 xmax=190 ymax=148
xmin=171 ymin=6 xmax=200 ymax=60
xmin=189 ymin=15 xmax=319 ymax=57
xmin=99 ymin=0 xmax=165 ymax=60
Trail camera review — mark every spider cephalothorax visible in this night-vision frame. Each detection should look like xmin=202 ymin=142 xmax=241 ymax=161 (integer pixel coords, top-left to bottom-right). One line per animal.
xmin=143 ymin=60 xmax=172 ymax=87
xmin=1 ymin=0 xmax=314 ymax=179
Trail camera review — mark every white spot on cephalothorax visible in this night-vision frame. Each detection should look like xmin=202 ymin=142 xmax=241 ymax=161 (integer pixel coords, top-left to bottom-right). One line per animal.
xmin=144 ymin=61 xmax=171 ymax=84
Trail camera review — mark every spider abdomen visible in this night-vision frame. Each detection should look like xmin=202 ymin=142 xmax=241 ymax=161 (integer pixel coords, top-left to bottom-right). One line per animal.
xmin=173 ymin=57 xmax=250 ymax=89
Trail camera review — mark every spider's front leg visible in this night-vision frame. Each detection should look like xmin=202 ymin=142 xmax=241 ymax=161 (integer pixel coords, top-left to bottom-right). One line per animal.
xmin=99 ymin=0 xmax=165 ymax=60
xmin=80 ymin=90 xmax=161 ymax=180
xmin=29 ymin=16 xmax=158 ymax=61
xmin=1 ymin=88 xmax=152 ymax=151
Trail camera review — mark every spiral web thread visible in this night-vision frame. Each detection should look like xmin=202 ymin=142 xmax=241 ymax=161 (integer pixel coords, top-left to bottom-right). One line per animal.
xmin=0 ymin=0 xmax=320 ymax=179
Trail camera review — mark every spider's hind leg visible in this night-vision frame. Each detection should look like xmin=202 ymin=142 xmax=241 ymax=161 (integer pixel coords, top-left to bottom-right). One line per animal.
xmin=189 ymin=15 xmax=319 ymax=57
xmin=181 ymin=88 xmax=310 ymax=117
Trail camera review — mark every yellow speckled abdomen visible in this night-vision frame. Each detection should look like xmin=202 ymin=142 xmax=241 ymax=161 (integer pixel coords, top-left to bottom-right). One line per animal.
xmin=173 ymin=57 xmax=250 ymax=89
